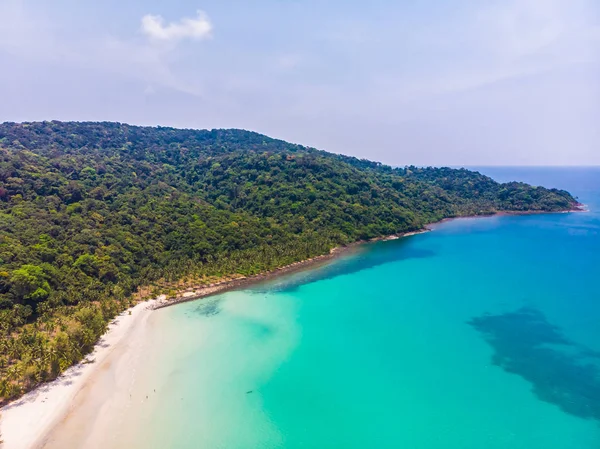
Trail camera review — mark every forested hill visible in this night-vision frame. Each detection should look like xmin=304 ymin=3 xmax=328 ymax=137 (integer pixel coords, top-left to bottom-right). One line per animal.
xmin=0 ymin=121 xmax=577 ymax=400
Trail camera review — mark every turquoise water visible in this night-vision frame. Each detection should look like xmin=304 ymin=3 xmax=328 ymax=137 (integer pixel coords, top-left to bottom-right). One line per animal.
xmin=126 ymin=167 xmax=600 ymax=448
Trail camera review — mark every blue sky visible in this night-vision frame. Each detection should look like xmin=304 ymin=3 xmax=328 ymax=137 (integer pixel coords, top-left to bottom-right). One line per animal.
xmin=0 ymin=0 xmax=598 ymax=165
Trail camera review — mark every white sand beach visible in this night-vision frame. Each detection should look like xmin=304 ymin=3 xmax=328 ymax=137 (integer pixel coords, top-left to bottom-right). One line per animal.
xmin=0 ymin=299 xmax=158 ymax=449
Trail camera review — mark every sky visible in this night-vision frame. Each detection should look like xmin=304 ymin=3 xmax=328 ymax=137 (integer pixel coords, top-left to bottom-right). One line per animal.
xmin=0 ymin=0 xmax=598 ymax=166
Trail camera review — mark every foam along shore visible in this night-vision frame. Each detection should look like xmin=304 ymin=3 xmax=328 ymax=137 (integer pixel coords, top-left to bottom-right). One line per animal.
xmin=0 ymin=298 xmax=159 ymax=449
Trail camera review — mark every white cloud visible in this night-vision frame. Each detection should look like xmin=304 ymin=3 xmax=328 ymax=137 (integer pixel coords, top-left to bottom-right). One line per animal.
xmin=0 ymin=3 xmax=208 ymax=96
xmin=141 ymin=10 xmax=213 ymax=42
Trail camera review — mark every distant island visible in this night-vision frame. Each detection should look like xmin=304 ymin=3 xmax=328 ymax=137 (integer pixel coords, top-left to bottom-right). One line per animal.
xmin=0 ymin=121 xmax=579 ymax=402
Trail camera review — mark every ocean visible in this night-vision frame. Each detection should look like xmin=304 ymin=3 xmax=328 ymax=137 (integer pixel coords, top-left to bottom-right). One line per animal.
xmin=67 ymin=167 xmax=600 ymax=448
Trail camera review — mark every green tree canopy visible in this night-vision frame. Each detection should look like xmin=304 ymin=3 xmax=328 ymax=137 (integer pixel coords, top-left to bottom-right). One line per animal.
xmin=10 ymin=264 xmax=51 ymax=303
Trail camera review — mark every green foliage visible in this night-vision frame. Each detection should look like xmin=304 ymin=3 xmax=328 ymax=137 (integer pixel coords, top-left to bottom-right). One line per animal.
xmin=0 ymin=121 xmax=578 ymax=402
xmin=10 ymin=265 xmax=51 ymax=303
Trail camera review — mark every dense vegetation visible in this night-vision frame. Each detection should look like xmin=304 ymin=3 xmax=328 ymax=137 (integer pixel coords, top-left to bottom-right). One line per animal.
xmin=0 ymin=121 xmax=577 ymax=401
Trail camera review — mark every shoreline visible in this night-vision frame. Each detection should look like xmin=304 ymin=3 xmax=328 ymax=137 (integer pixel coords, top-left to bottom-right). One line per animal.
xmin=0 ymin=228 xmax=428 ymax=448
xmin=152 ymin=228 xmax=433 ymax=310
xmin=0 ymin=299 xmax=158 ymax=449
xmin=0 ymin=207 xmax=582 ymax=449
xmin=153 ymin=206 xmax=585 ymax=310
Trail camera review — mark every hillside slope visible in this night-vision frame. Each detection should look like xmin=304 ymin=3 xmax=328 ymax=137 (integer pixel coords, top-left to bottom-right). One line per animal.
xmin=0 ymin=121 xmax=578 ymax=400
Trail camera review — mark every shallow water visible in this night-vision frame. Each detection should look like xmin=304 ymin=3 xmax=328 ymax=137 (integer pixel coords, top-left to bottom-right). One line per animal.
xmin=110 ymin=168 xmax=600 ymax=448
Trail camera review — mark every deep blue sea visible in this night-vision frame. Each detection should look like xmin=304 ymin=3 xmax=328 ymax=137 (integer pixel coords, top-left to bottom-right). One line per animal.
xmin=93 ymin=167 xmax=600 ymax=448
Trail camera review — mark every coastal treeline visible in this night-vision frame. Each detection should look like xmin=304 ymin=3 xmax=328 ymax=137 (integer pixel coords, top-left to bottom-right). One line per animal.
xmin=0 ymin=121 xmax=577 ymax=401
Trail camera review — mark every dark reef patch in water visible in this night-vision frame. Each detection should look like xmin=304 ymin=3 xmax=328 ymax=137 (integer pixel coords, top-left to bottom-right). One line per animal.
xmin=469 ymin=307 xmax=600 ymax=422
xmin=191 ymin=299 xmax=222 ymax=317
